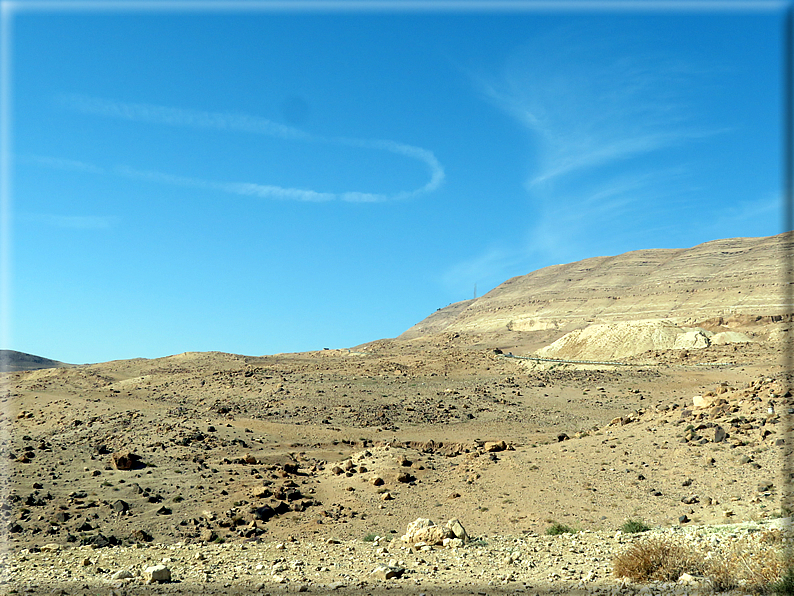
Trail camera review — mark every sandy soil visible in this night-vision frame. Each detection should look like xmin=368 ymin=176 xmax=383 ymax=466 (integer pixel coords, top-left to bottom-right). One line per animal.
xmin=2 ymin=234 xmax=792 ymax=594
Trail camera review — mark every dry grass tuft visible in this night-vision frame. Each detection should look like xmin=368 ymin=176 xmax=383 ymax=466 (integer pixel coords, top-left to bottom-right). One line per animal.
xmin=613 ymin=534 xmax=789 ymax=592
xmin=613 ymin=537 xmax=706 ymax=583
xmin=708 ymin=539 xmax=787 ymax=592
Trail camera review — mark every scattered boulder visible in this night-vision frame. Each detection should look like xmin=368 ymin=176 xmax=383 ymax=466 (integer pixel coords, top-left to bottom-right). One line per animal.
xmin=131 ymin=529 xmax=152 ymax=542
xmin=401 ymin=518 xmax=454 ymax=546
xmin=484 ymin=440 xmax=507 ymax=452
xmin=111 ymin=499 xmax=129 ymax=514
xmin=143 ymin=564 xmax=171 ymax=584
xmin=692 ymin=395 xmax=713 ymax=409
xmin=111 ymin=451 xmax=142 ymax=471
xmin=371 ymin=564 xmax=405 ymax=580
xmin=445 ymin=518 xmax=470 ymax=543
xmin=396 ymin=471 xmax=414 ymax=483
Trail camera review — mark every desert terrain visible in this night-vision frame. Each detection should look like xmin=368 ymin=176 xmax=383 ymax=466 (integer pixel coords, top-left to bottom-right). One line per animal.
xmin=2 ymin=232 xmax=793 ymax=595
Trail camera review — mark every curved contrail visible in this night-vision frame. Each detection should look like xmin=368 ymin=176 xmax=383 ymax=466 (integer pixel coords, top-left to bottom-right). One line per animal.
xmin=61 ymin=93 xmax=445 ymax=203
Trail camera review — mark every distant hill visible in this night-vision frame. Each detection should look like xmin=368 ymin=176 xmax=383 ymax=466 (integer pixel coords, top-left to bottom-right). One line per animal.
xmin=0 ymin=350 xmax=69 ymax=372
xmin=401 ymin=232 xmax=792 ymax=342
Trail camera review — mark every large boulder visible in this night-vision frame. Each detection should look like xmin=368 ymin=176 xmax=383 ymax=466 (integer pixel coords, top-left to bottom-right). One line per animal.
xmin=401 ymin=518 xmax=454 ymax=546
xmin=143 ymin=564 xmax=171 ymax=584
xmin=445 ymin=518 xmax=470 ymax=543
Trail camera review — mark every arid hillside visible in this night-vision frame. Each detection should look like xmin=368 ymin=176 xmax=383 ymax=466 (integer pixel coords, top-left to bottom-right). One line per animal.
xmin=400 ymin=233 xmax=791 ymax=349
xmin=3 ymin=232 xmax=793 ymax=595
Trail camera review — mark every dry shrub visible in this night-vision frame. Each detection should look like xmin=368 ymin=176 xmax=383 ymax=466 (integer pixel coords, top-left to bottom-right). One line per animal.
xmin=707 ymin=539 xmax=787 ymax=592
xmin=614 ymin=534 xmax=789 ymax=593
xmin=613 ymin=537 xmax=706 ymax=582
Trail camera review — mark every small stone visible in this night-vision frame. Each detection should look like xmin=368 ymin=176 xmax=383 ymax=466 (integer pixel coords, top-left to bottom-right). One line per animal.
xmin=396 ymin=471 xmax=414 ymax=483
xmin=443 ymin=537 xmax=464 ymax=548
xmin=111 ymin=499 xmax=129 ymax=514
xmin=111 ymin=569 xmax=134 ymax=580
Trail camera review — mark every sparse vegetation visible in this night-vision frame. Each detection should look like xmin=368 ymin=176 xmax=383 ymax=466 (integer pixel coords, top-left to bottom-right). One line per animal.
xmin=613 ymin=535 xmax=788 ymax=592
xmin=546 ymin=522 xmax=577 ymax=535
xmin=620 ymin=518 xmax=651 ymax=533
xmin=771 ymin=566 xmax=794 ymax=595
xmin=613 ymin=537 xmax=705 ymax=582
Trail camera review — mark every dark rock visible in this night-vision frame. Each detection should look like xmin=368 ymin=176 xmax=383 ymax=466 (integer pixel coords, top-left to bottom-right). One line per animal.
xmin=396 ymin=472 xmax=415 ymax=483
xmin=111 ymin=451 xmax=142 ymax=471
xmin=81 ymin=533 xmax=119 ymax=548
xmin=251 ymin=505 xmax=275 ymax=521
xmin=111 ymin=500 xmax=129 ymax=514
xmin=132 ymin=529 xmax=153 ymax=542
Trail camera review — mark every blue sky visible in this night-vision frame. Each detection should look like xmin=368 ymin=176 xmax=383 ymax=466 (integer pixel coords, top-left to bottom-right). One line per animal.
xmin=2 ymin=2 xmax=787 ymax=364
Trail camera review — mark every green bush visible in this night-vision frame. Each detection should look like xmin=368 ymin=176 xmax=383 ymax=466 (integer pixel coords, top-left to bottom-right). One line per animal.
xmin=621 ymin=519 xmax=651 ymax=533
xmin=546 ymin=522 xmax=576 ymax=536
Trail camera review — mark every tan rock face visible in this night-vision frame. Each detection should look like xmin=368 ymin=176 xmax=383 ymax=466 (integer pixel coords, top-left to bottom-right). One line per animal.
xmin=400 ymin=518 xmax=454 ymax=546
xmin=401 ymin=232 xmax=791 ymax=340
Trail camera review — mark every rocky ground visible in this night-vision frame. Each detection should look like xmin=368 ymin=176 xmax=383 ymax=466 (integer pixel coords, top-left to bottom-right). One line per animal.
xmin=1 ymin=317 xmax=792 ymax=594
xmin=4 ymin=518 xmax=791 ymax=595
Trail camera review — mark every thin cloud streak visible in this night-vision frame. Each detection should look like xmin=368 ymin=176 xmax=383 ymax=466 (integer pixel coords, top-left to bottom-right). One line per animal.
xmin=443 ymin=24 xmax=730 ymax=295
xmin=475 ymin=28 xmax=717 ymax=187
xmin=61 ymin=94 xmax=445 ymax=203
xmin=23 ymin=213 xmax=117 ymax=230
xmin=115 ymin=166 xmax=338 ymax=202
xmin=63 ymin=93 xmax=311 ymax=141
xmin=22 ymin=154 xmax=105 ymax=174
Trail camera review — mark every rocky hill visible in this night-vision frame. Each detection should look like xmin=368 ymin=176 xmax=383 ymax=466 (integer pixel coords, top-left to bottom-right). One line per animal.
xmin=3 ymin=232 xmax=793 ymax=595
xmin=400 ymin=233 xmax=791 ymax=343
xmin=0 ymin=350 xmax=68 ymax=373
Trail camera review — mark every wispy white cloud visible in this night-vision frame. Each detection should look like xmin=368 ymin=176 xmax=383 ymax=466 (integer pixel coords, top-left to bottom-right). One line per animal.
xmin=20 ymin=154 xmax=105 ymax=174
xmin=114 ymin=165 xmax=338 ymax=203
xmin=57 ymin=94 xmax=445 ymax=203
xmin=62 ymin=93 xmax=312 ymax=141
xmin=442 ymin=24 xmax=726 ymax=294
xmin=470 ymin=24 xmax=730 ymax=192
xmin=442 ymin=168 xmax=692 ymax=294
xmin=22 ymin=213 xmax=117 ymax=230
